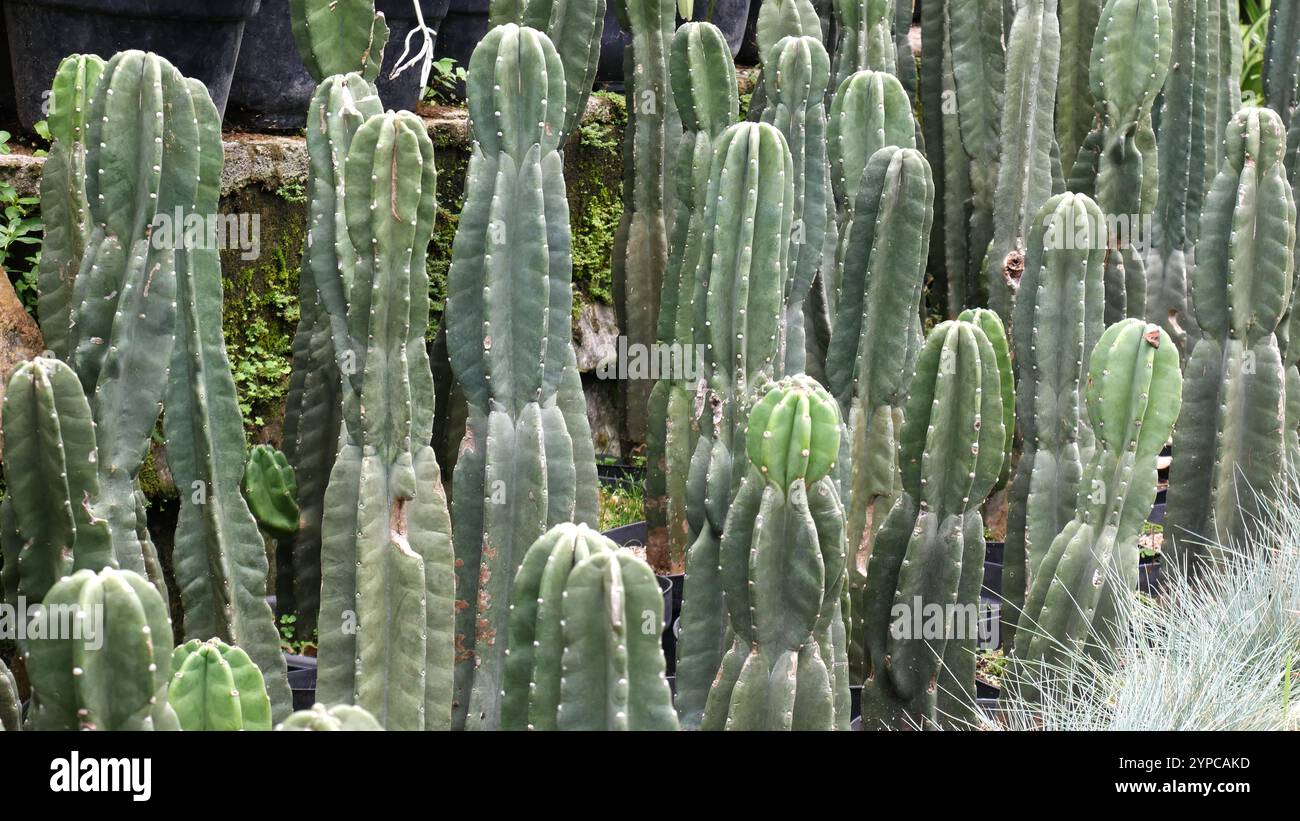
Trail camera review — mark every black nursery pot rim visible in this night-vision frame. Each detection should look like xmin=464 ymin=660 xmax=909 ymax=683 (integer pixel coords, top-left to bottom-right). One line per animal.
xmin=9 ymin=0 xmax=261 ymax=21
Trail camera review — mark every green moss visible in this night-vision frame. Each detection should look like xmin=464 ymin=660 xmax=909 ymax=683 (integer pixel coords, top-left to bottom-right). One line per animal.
xmin=566 ymin=91 xmax=626 ymax=313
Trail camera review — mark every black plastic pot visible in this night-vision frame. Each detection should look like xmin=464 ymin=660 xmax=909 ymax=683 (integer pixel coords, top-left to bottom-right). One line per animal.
xmin=984 ymin=540 xmax=1004 ymax=564
xmin=1148 ymin=501 xmax=1166 ymax=526
xmin=284 ymin=653 xmax=317 ymax=712
xmin=596 ymin=458 xmax=646 ymax=487
xmin=3 ymin=0 xmax=261 ymax=131
xmin=602 ymin=519 xmax=647 ymax=547
xmin=663 ymin=615 xmax=680 ymax=676
xmin=227 ymin=0 xmax=451 ymax=131
xmin=1138 ymin=560 xmax=1162 ymax=595
xmin=600 ymin=1 xmax=752 ymax=86
xmin=849 ymin=683 xmax=862 ymax=720
xmin=430 ymin=0 xmax=488 ymax=97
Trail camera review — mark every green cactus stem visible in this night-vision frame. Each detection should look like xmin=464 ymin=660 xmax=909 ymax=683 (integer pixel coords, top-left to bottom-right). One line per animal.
xmin=289 ymin=0 xmax=388 ymax=82
xmin=675 ymin=120 xmax=794 ymax=729
xmin=699 ymin=376 xmax=849 ymax=730
xmin=1001 ymin=193 xmax=1106 ymax=647
xmin=0 ymin=658 xmax=18 ymax=731
xmin=276 ymin=702 xmax=383 ymax=730
xmin=36 ymin=53 xmax=104 ymax=360
xmin=24 ymin=568 xmax=179 ymax=731
xmin=1011 ymin=320 xmax=1182 ymax=699
xmin=1264 ymin=0 xmax=1300 ymax=131
xmin=169 ymin=638 xmax=273 ymax=731
xmin=829 ymin=0 xmax=896 ymax=93
xmin=1055 ymin=0 xmax=1102 ymax=174
xmin=859 ymin=319 xmax=1006 ymax=729
xmin=749 ymin=0 xmax=821 ymax=121
xmin=646 ymin=21 xmax=739 ymax=572
xmin=1167 ymin=107 xmax=1297 ymax=570
xmin=241 ymin=445 xmax=300 ymax=540
xmin=447 ymin=25 xmax=598 ymax=731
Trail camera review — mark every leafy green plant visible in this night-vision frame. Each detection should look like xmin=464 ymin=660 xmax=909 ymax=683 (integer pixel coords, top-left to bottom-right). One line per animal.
xmin=598 ymin=481 xmax=645 ymax=531
xmin=1241 ymin=0 xmax=1271 ymax=104
xmin=0 ymin=131 xmax=45 ymax=315
xmin=421 ymin=56 xmax=467 ymax=105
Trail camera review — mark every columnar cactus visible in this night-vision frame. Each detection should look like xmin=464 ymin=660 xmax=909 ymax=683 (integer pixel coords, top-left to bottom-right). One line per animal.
xmin=289 ymin=0 xmax=388 ymax=82
xmin=893 ymin=0 xmax=918 ymax=99
xmin=675 ymin=121 xmax=794 ymax=728
xmin=65 ymin=50 xmax=193 ymax=588
xmin=1264 ymin=0 xmax=1299 ymax=131
xmin=1001 ymin=193 xmax=1106 ymax=646
xmin=491 ymin=0 xmax=605 ymax=143
xmin=241 ymin=445 xmax=300 ymax=540
xmin=956 ymin=308 xmax=1014 ymax=489
xmin=983 ymin=0 xmax=1061 ymax=321
xmin=610 ymin=0 xmax=681 ymax=443
xmin=281 ymin=73 xmax=383 ymax=639
xmin=1067 ymin=0 xmax=1172 ymax=324
xmin=162 ymin=67 xmax=289 ymax=721
xmin=315 ymin=110 xmax=455 ymax=731
xmin=1167 ymin=108 xmax=1297 ymax=569
xmin=749 ymin=0 xmax=821 ymax=121
xmin=36 ymin=53 xmax=103 ymax=359
xmin=1147 ymin=0 xmax=1235 ymax=350
xmin=859 ymin=319 xmax=1006 ymax=729
xmin=1055 ymin=0 xmax=1102 ymax=173
xmin=699 ymin=377 xmax=848 ymax=730
xmin=447 ymin=25 xmax=598 ymax=731
xmin=501 ymin=524 xmax=677 ymax=730
xmin=825 ymin=145 xmax=933 ymax=682
xmin=0 ymin=658 xmax=18 ymax=731
xmin=762 ymin=35 xmax=836 ymax=374
xmin=25 ymin=568 xmax=179 ymax=731
xmin=1012 ymin=320 xmax=1182 ymax=698
xmin=169 ymin=639 xmax=273 ymax=731
xmin=646 ymin=22 xmax=739 ymax=572
xmin=0 ymin=358 xmax=113 ymax=607
xmin=829 ymin=0 xmax=895 ymax=94
xmin=276 ymin=703 xmax=383 ymax=730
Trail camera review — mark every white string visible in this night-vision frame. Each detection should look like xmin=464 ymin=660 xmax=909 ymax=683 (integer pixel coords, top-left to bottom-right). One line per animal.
xmin=389 ymin=0 xmax=437 ymax=90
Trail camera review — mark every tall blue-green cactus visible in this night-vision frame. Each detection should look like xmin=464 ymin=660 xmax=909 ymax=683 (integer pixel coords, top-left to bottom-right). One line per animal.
xmin=700 ymin=376 xmax=849 ymax=730
xmin=675 ymin=121 xmax=794 ymax=729
xmin=826 ymin=145 xmax=932 ymax=682
xmin=829 ymin=0 xmax=895 ymax=93
xmin=610 ymin=0 xmax=681 ymax=443
xmin=1055 ymin=0 xmax=1102 ymax=174
xmin=315 ymin=110 xmax=455 ymax=731
xmin=501 ymin=523 xmax=677 ymax=730
xmin=1167 ymin=107 xmax=1297 ymax=570
xmin=1001 ymin=193 xmax=1106 ymax=647
xmin=1264 ymin=0 xmax=1299 ymax=132
xmin=1147 ymin=0 xmax=1235 ymax=351
xmin=282 ymin=74 xmax=384 ymax=640
xmin=169 ymin=638 xmax=273 ymax=731
xmin=749 ymin=0 xmax=821 ymax=121
xmin=24 ymin=568 xmax=179 ymax=731
xmin=1067 ymin=0 xmax=1172 ymax=324
xmin=1012 ymin=320 xmax=1182 ymax=699
xmin=762 ymin=35 xmax=836 ymax=375
xmin=983 ymin=0 xmax=1061 ymax=321
xmin=160 ymin=64 xmax=290 ymax=721
xmin=646 ymin=22 xmax=738 ymax=572
xmin=859 ymin=319 xmax=1006 ymax=729
xmin=36 ymin=54 xmax=103 ymax=360
xmin=447 ymin=25 xmax=598 ymax=731
xmin=0 ymin=357 xmax=113 ymax=607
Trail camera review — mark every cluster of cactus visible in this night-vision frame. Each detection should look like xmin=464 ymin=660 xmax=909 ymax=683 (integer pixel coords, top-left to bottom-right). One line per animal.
xmin=169 ymin=639 xmax=272 ymax=731
xmin=673 ymin=120 xmax=793 ymax=728
xmin=859 ymin=318 xmax=1008 ymax=729
xmin=700 ymin=377 xmax=849 ymax=730
xmin=828 ymin=0 xmax=895 ymax=94
xmin=501 ymin=523 xmax=677 ymax=730
xmin=747 ymin=0 xmax=821 ymax=121
xmin=1011 ymin=320 xmax=1182 ymax=697
xmin=276 ymin=702 xmax=383 ymax=730
xmin=646 ymin=22 xmax=739 ymax=571
xmin=1167 ymin=107 xmax=1297 ymax=569
xmin=446 ymin=24 xmax=598 ymax=731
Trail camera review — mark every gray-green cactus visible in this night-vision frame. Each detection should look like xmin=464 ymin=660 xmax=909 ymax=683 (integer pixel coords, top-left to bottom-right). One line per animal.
xmin=1 ymin=357 xmax=113 ymax=608
xmin=161 ymin=65 xmax=289 ymax=721
xmin=36 ymin=53 xmax=103 ymax=360
xmin=25 ymin=567 xmax=179 ymax=731
xmin=1167 ymin=107 xmax=1297 ymax=570
xmin=700 ymin=376 xmax=849 ymax=730
xmin=859 ymin=319 xmax=1006 ymax=729
xmin=501 ymin=523 xmax=677 ymax=730
xmin=1012 ymin=320 xmax=1182 ymax=699
xmin=983 ymin=0 xmax=1061 ymax=321
xmin=1001 ymin=193 xmax=1106 ymax=647
xmin=289 ymin=0 xmax=388 ymax=82
xmin=1067 ymin=0 xmax=1172 ymax=324
xmin=447 ymin=25 xmax=598 ymax=731
xmin=610 ymin=0 xmax=681 ymax=443
xmin=1264 ymin=0 xmax=1299 ymax=132
xmin=829 ymin=0 xmax=895 ymax=93
xmin=169 ymin=638 xmax=272 ymax=731
xmin=825 ymin=145 xmax=933 ymax=683
xmin=276 ymin=702 xmax=383 ymax=730
xmin=749 ymin=0 xmax=822 ymax=121
xmin=241 ymin=445 xmax=300 ymax=540
xmin=762 ymin=34 xmax=836 ymax=375
xmin=1055 ymin=0 xmax=1102 ymax=175
xmin=315 ymin=110 xmax=455 ymax=731
xmin=281 ymin=73 xmax=384 ymax=640
xmin=675 ymin=121 xmax=794 ymax=728
xmin=646 ymin=22 xmax=738 ymax=572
